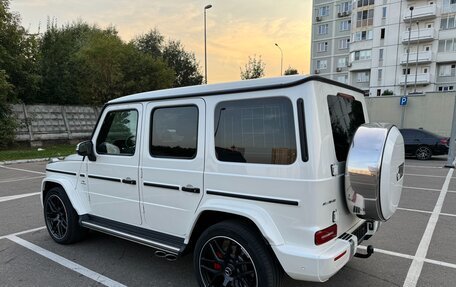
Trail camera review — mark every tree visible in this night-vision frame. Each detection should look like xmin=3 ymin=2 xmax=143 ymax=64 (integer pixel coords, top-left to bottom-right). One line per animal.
xmin=284 ymin=67 xmax=299 ymax=75
xmin=133 ymin=30 xmax=203 ymax=87
xmin=240 ymin=55 xmax=265 ymax=80
xmin=0 ymin=70 xmax=16 ymax=147
xmin=162 ymin=40 xmax=203 ymax=87
xmin=132 ymin=28 xmax=164 ymax=58
xmin=0 ymin=0 xmax=40 ymax=103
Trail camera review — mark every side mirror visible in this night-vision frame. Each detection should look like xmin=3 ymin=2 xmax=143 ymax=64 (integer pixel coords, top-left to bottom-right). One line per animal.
xmin=77 ymin=140 xmax=96 ymax=161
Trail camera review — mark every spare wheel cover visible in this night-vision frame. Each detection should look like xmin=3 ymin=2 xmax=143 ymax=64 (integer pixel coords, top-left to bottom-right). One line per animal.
xmin=345 ymin=123 xmax=405 ymax=221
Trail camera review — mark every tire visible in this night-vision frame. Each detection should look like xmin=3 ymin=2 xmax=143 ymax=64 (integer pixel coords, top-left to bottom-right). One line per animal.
xmin=193 ymin=220 xmax=282 ymax=287
xmin=43 ymin=187 xmax=87 ymax=244
xmin=416 ymin=146 xmax=432 ymax=160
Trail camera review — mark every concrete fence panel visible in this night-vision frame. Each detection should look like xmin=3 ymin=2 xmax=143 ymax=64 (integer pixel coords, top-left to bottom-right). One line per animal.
xmin=365 ymin=92 xmax=455 ymax=137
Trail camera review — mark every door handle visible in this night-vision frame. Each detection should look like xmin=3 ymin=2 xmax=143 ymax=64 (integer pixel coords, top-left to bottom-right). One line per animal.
xmin=181 ymin=186 xmax=200 ymax=193
xmin=122 ymin=178 xmax=137 ymax=185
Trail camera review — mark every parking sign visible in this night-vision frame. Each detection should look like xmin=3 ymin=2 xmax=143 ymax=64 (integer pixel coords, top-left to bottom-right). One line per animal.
xmin=400 ymin=96 xmax=408 ymax=106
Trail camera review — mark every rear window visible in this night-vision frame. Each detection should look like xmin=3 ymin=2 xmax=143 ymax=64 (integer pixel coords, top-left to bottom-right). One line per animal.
xmin=214 ymin=97 xmax=297 ymax=165
xmin=327 ymin=95 xmax=366 ymax=162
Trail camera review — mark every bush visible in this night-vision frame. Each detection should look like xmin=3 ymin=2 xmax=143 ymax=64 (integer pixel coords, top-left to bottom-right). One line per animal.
xmin=0 ymin=70 xmax=17 ymax=148
xmin=382 ymin=89 xmax=394 ymax=96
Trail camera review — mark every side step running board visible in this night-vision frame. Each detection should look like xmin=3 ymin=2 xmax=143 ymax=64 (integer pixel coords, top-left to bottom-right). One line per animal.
xmin=79 ymin=215 xmax=185 ymax=255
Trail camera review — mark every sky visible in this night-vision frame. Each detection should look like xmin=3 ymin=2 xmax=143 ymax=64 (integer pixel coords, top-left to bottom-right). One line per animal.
xmin=10 ymin=0 xmax=312 ymax=84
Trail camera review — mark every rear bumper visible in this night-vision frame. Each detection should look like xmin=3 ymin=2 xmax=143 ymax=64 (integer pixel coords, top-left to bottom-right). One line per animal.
xmin=272 ymin=221 xmax=377 ymax=282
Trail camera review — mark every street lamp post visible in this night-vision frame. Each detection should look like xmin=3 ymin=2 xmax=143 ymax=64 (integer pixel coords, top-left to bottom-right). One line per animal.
xmin=204 ymin=4 xmax=212 ymax=84
xmin=275 ymin=43 xmax=283 ymax=76
xmin=414 ymin=21 xmax=420 ymax=93
xmin=401 ymin=6 xmax=413 ymax=128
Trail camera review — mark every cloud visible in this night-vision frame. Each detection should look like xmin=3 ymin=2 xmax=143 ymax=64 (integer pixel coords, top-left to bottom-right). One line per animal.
xmin=10 ymin=0 xmax=312 ymax=83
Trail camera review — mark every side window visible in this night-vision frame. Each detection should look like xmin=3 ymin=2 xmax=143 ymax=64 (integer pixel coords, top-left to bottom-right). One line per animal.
xmin=214 ymin=97 xmax=297 ymax=165
xmin=327 ymin=94 xmax=366 ymax=162
xmin=96 ymin=109 xmax=138 ymax=156
xmin=150 ymin=106 xmax=198 ymax=159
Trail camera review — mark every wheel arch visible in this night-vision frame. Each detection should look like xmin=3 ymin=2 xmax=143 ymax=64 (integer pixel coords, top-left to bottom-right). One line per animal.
xmin=185 ymin=199 xmax=285 ymax=253
xmin=41 ymin=178 xmax=90 ymax=215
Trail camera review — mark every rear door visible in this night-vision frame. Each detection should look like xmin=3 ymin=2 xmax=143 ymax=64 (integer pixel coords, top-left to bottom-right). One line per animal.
xmin=140 ymin=99 xmax=205 ymax=237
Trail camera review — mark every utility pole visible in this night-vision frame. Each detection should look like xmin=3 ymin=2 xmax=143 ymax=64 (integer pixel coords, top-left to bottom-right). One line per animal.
xmin=414 ymin=21 xmax=420 ymax=93
xmin=445 ymin=97 xmax=456 ymax=168
xmin=204 ymin=4 xmax=212 ymax=84
xmin=401 ymin=7 xmax=413 ymax=128
xmin=275 ymin=43 xmax=283 ymax=76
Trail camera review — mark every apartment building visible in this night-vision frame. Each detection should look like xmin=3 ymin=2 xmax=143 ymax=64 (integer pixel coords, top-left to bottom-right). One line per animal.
xmin=311 ymin=0 xmax=456 ymax=96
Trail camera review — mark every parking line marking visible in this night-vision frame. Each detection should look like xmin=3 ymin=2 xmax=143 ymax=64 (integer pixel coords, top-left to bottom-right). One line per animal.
xmin=403 ymin=186 xmax=441 ymax=192
xmin=0 ymin=226 xmax=46 ymax=240
xmin=403 ymin=168 xmax=454 ymax=287
xmin=358 ymin=246 xmax=456 ymax=270
xmin=0 ymin=192 xmax=40 ymax=203
xmin=398 ymin=207 xmax=456 ymax=218
xmin=405 ymin=165 xmax=443 ymax=169
xmin=0 ymin=176 xmax=44 ymax=184
xmin=6 ymin=235 xmax=126 ymax=287
xmin=404 ymin=173 xmax=447 ymax=178
xmin=0 ymin=165 xmax=45 ymax=175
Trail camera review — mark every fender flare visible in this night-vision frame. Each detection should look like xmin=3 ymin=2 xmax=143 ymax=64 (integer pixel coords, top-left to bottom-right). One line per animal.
xmin=188 ymin=198 xmax=285 ymax=246
xmin=41 ymin=176 xmax=90 ymax=215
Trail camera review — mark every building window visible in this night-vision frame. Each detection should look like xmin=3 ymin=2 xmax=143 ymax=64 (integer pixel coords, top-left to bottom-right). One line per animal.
xmin=337 ymin=58 xmax=347 ymax=67
xmin=339 ymin=1 xmax=352 ymax=13
xmin=380 ymin=28 xmax=385 ymax=39
xmin=357 ymin=0 xmax=375 ymax=8
xmin=318 ymin=6 xmax=330 ymax=17
xmin=336 ymin=75 xmax=348 ymax=84
xmin=378 ymin=69 xmax=383 ymax=81
xmin=439 ymin=39 xmax=456 ymax=52
xmin=340 ymin=20 xmax=351 ymax=31
xmin=339 ymin=38 xmax=350 ymax=49
xmin=214 ymin=97 xmax=297 ymax=165
xmin=382 ymin=7 xmax=387 ymax=18
xmin=439 ymin=64 xmax=454 ymax=76
xmin=379 ymin=49 xmax=384 ymax=61
xmin=402 ymin=68 xmax=411 ymax=75
xmin=350 ymin=49 xmax=372 ymax=61
xmin=356 ymin=9 xmax=374 ymax=27
xmin=356 ymin=71 xmax=370 ymax=83
xmin=317 ymin=41 xmax=329 ymax=52
xmin=438 ymin=86 xmax=455 ymax=91
xmin=441 ymin=16 xmax=456 ymax=30
xmin=318 ymin=24 xmax=329 ymax=35
xmin=317 ymin=59 xmax=328 ymax=70
xmin=352 ymin=30 xmax=373 ymax=42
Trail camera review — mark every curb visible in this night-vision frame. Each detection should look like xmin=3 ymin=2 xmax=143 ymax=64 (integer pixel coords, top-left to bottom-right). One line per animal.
xmin=0 ymin=157 xmax=63 ymax=166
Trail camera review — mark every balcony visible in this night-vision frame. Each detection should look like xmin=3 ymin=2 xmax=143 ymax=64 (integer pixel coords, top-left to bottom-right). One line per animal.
xmin=400 ymin=51 xmax=433 ymax=65
xmin=399 ymin=73 xmax=431 ymax=85
xmin=349 ymin=60 xmax=372 ymax=71
xmin=436 ymin=52 xmax=456 ymax=63
xmin=403 ymin=5 xmax=437 ymax=22
xmin=402 ymin=28 xmax=434 ymax=44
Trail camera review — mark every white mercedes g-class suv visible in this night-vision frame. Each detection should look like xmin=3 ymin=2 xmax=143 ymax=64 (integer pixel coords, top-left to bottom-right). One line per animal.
xmin=41 ymin=75 xmax=404 ymax=287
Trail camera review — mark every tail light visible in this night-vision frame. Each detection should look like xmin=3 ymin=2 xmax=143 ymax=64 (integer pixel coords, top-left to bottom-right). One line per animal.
xmin=315 ymin=224 xmax=337 ymax=245
xmin=440 ymin=138 xmax=449 ymax=146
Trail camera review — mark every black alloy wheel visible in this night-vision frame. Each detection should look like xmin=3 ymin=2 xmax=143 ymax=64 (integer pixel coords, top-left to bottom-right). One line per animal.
xmin=416 ymin=146 xmax=432 ymax=160
xmin=45 ymin=194 xmax=69 ymax=240
xmin=43 ymin=187 xmax=87 ymax=244
xmin=199 ymin=236 xmax=258 ymax=287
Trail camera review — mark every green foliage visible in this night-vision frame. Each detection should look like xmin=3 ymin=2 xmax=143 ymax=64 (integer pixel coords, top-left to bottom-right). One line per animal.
xmin=133 ymin=30 xmax=203 ymax=87
xmin=0 ymin=70 xmax=17 ymax=147
xmin=240 ymin=55 xmax=266 ymax=80
xmin=382 ymin=89 xmax=394 ymax=96
xmin=0 ymin=0 xmax=40 ymax=103
xmin=284 ymin=67 xmax=299 ymax=75
xmin=162 ymin=40 xmax=203 ymax=87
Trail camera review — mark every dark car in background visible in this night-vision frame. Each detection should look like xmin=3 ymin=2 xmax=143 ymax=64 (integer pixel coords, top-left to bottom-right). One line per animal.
xmin=400 ymin=128 xmax=449 ymax=160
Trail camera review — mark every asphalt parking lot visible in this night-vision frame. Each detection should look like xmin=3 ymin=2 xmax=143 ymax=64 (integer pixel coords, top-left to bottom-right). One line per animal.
xmin=0 ymin=157 xmax=455 ymax=287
